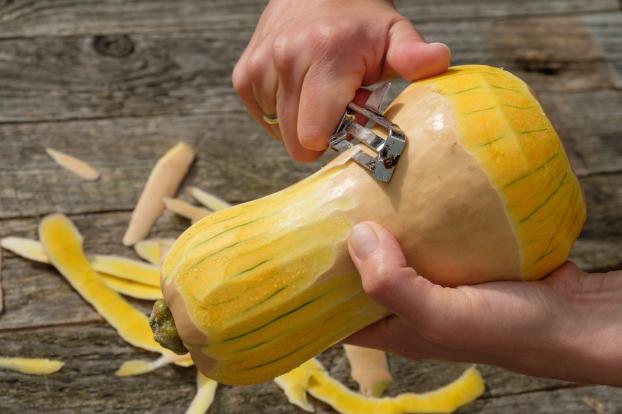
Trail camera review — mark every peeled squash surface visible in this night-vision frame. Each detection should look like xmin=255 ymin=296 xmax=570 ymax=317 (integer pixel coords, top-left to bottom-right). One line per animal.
xmin=157 ymin=65 xmax=586 ymax=384
xmin=275 ymin=359 xmax=484 ymax=414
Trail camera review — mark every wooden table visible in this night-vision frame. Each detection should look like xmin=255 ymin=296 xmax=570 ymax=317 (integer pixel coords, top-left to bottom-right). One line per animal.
xmin=1 ymin=1 xmax=621 ymax=412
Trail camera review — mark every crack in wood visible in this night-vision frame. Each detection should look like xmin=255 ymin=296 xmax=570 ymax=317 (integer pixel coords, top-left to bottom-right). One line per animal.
xmin=481 ymin=383 xmax=587 ymax=400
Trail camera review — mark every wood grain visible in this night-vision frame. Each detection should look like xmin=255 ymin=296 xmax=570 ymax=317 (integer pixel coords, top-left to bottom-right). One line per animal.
xmin=0 ymin=113 xmax=321 ymax=219
xmin=3 ymin=323 xmax=621 ymax=414
xmin=0 ymin=0 xmax=617 ymax=39
xmin=0 ymin=87 xmax=619 ymax=219
xmin=0 ymin=13 xmax=620 ymax=124
xmin=0 ymin=1 xmax=620 ymax=412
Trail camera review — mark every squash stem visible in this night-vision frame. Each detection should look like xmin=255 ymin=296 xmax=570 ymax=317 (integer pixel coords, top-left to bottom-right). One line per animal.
xmin=150 ymin=299 xmax=188 ymax=354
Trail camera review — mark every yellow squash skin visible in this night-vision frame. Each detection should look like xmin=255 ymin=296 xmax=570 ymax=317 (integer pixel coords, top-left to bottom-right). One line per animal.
xmin=161 ymin=65 xmax=586 ymax=384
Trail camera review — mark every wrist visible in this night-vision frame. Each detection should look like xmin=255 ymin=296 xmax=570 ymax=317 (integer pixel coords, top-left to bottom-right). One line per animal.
xmin=568 ymin=270 xmax=622 ymax=386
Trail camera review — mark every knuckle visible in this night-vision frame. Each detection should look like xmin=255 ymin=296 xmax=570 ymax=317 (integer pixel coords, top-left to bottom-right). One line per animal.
xmin=246 ymin=50 xmax=269 ymax=83
xmin=274 ymin=23 xmax=357 ymax=69
xmin=361 ymin=266 xmax=397 ymax=299
xmin=231 ymin=62 xmax=251 ymax=96
xmin=305 ymin=24 xmax=346 ymax=54
xmin=273 ymin=35 xmax=297 ymax=70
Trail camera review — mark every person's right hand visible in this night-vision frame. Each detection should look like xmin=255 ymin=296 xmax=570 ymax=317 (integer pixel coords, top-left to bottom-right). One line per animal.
xmin=346 ymin=221 xmax=622 ymax=387
xmin=232 ymin=0 xmax=450 ymax=162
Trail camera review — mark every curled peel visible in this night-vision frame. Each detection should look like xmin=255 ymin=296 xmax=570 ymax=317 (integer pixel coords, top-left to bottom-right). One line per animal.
xmin=186 ymin=371 xmax=218 ymax=414
xmin=0 ymin=357 xmax=64 ymax=375
xmin=38 ymin=214 xmax=166 ymax=354
xmin=274 ymin=361 xmax=316 ymax=412
xmin=116 ymin=353 xmax=193 ymax=377
xmin=163 ymin=197 xmax=211 ymax=223
xmin=275 ymin=359 xmax=485 ymax=414
xmin=90 ymin=255 xmax=161 ymax=287
xmin=187 ymin=186 xmax=231 ymax=211
xmin=101 ymin=275 xmax=162 ymax=301
xmin=134 ymin=238 xmax=174 ymax=266
xmin=1 ymin=237 xmax=161 ymax=300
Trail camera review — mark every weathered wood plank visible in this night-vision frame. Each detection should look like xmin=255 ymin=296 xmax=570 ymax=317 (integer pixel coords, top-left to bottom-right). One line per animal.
xmin=465 ymin=384 xmax=622 ymax=413
xmin=0 ymin=32 xmax=246 ymax=123
xmin=0 ymin=85 xmax=619 ymax=220
xmin=539 ymin=89 xmax=622 ymax=177
xmin=1 ymin=167 xmax=620 ymax=332
xmin=0 ymin=14 xmax=619 ymax=123
xmin=0 ymin=113 xmax=321 ymax=219
xmin=0 ymin=0 xmax=618 ymax=39
xmin=396 ymin=0 xmax=621 ymax=22
xmin=3 ymin=321 xmax=619 ymax=414
xmin=582 ymin=13 xmax=622 ymax=87
xmin=570 ymin=174 xmax=622 ymax=272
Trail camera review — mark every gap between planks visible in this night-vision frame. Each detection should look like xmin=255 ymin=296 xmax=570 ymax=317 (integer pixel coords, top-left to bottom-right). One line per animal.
xmin=0 ymin=318 xmax=107 ymax=334
xmin=0 ymin=7 xmax=619 ymax=40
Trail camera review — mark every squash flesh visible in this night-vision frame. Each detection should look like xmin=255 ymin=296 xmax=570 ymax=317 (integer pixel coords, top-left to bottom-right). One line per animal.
xmin=160 ymin=65 xmax=586 ymax=384
xmin=412 ymin=66 xmax=585 ymax=279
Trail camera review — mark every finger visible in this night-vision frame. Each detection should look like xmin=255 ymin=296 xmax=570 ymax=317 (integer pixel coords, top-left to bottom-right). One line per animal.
xmin=348 ymin=222 xmax=471 ymax=337
xmin=382 ymin=19 xmax=451 ymax=81
xmin=274 ymin=37 xmax=324 ymax=162
xmin=345 ymin=316 xmax=460 ymax=360
xmin=297 ymin=61 xmax=365 ymax=152
xmin=345 ymin=316 xmax=399 ymax=350
xmin=233 ymin=43 xmax=282 ymax=140
xmin=247 ymin=41 xmax=282 ymax=140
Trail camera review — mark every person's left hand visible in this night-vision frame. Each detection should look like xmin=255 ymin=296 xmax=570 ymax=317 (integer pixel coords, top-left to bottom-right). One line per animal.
xmin=345 ymin=221 xmax=622 ymax=386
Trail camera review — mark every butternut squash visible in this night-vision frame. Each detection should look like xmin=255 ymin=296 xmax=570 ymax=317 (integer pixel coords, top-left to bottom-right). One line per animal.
xmin=152 ymin=65 xmax=586 ymax=385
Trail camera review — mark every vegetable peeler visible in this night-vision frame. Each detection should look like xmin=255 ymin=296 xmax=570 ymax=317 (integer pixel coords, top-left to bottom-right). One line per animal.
xmin=329 ymin=82 xmax=407 ymax=183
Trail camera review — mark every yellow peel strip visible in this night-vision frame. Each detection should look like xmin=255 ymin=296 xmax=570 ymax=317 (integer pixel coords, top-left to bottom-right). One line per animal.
xmin=185 ymin=371 xmax=219 ymax=414
xmin=46 ymin=148 xmax=100 ymax=181
xmin=276 ymin=359 xmax=485 ymax=414
xmin=90 ymin=254 xmax=161 ymax=287
xmin=38 ymin=214 xmax=165 ymax=354
xmin=1 ymin=237 xmax=49 ymax=263
xmin=134 ymin=238 xmax=174 ymax=266
xmin=163 ymin=197 xmax=211 ymax=223
xmin=0 ymin=357 xmax=64 ymax=375
xmin=187 ymin=186 xmax=231 ymax=211
xmin=1 ymin=237 xmax=162 ymax=300
xmin=115 ymin=353 xmax=193 ymax=377
xmin=274 ymin=363 xmax=316 ymax=412
xmin=101 ymin=275 xmax=162 ymax=300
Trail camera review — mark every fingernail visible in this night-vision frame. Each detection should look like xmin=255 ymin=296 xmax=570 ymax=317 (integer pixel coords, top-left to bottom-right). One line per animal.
xmin=429 ymin=41 xmax=449 ymax=49
xmin=349 ymin=223 xmax=379 ymax=259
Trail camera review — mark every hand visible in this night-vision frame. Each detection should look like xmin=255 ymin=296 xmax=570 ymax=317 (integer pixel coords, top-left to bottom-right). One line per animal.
xmin=346 ymin=221 xmax=622 ymax=387
xmin=232 ymin=0 xmax=450 ymax=162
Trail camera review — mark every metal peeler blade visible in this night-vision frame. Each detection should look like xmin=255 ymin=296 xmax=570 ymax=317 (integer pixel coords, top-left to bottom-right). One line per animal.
xmin=329 ymin=82 xmax=407 ymax=183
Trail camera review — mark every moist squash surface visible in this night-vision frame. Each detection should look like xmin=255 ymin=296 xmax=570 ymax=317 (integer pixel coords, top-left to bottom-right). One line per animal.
xmin=155 ymin=65 xmax=586 ymax=384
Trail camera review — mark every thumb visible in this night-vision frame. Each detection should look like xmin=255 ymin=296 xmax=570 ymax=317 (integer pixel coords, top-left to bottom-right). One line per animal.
xmin=348 ymin=222 xmax=468 ymax=334
xmin=382 ymin=19 xmax=451 ymax=81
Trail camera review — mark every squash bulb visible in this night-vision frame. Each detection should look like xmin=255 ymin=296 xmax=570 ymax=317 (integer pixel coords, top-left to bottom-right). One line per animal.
xmin=152 ymin=65 xmax=586 ymax=385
